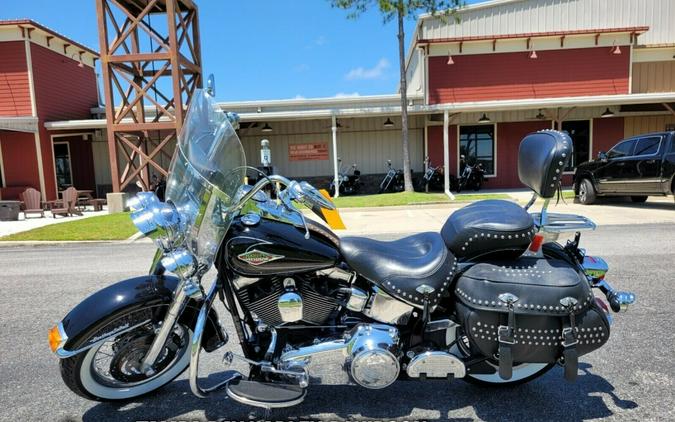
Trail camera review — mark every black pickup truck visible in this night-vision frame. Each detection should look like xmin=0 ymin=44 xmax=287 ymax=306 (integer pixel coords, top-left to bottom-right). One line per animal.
xmin=574 ymin=131 xmax=675 ymax=204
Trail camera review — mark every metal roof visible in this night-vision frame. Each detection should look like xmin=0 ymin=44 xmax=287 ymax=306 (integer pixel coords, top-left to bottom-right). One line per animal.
xmin=44 ymin=91 xmax=675 ymax=129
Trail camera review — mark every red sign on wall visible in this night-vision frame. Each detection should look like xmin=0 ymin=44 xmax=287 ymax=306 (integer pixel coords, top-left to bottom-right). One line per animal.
xmin=288 ymin=143 xmax=329 ymax=161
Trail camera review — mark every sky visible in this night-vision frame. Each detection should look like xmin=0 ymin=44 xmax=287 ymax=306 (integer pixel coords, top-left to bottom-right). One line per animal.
xmin=2 ymin=0 xmax=481 ymax=101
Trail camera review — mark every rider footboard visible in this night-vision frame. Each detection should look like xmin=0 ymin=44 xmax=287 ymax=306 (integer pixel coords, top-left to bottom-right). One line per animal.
xmin=453 ymin=257 xmax=610 ymax=381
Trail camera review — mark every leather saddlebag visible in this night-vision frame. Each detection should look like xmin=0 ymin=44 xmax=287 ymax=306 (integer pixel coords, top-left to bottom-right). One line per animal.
xmin=453 ymin=257 xmax=610 ymax=380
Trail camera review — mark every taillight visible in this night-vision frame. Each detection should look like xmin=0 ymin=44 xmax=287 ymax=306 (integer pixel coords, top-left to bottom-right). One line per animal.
xmin=528 ymin=233 xmax=544 ymax=252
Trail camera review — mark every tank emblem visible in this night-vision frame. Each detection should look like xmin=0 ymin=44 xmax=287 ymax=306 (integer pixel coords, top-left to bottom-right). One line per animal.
xmin=237 ymin=249 xmax=284 ymax=266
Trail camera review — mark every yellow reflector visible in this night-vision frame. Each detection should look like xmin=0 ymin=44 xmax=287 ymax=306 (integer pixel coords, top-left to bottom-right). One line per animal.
xmin=319 ymin=189 xmax=346 ymax=230
xmin=48 ymin=325 xmax=63 ymax=353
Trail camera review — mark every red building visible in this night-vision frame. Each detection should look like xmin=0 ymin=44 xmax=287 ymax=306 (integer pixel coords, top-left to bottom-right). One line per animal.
xmin=0 ymin=19 xmax=98 ymax=201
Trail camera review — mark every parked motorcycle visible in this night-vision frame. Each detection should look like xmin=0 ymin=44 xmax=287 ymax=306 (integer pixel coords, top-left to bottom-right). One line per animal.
xmin=457 ymin=155 xmax=486 ymax=192
xmin=328 ymin=158 xmax=361 ymax=197
xmin=417 ymin=156 xmax=457 ymax=192
xmin=49 ymin=87 xmax=635 ymax=410
xmin=378 ymin=160 xmax=405 ymax=193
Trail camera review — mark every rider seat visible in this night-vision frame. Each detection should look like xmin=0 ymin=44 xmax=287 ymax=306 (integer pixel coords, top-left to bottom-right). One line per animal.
xmin=441 ymin=199 xmax=535 ymax=259
xmin=340 ymin=232 xmax=456 ymax=309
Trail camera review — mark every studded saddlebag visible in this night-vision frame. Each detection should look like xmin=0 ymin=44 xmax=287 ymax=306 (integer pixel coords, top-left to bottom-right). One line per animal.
xmin=454 ymin=257 xmax=610 ymax=381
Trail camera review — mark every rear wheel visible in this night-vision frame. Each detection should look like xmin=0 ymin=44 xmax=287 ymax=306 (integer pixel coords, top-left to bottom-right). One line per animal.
xmin=630 ymin=196 xmax=648 ymax=203
xmin=59 ymin=307 xmax=191 ymax=401
xmin=463 ymin=360 xmax=554 ymax=387
xmin=578 ymin=179 xmax=596 ymax=205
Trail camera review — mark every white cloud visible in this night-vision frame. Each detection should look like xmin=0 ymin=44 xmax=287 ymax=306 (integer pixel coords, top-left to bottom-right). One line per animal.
xmin=345 ymin=58 xmax=390 ymax=80
xmin=334 ymin=92 xmax=360 ymax=98
xmin=293 ymin=94 xmax=306 ymax=99
xmin=314 ymin=35 xmax=327 ymax=46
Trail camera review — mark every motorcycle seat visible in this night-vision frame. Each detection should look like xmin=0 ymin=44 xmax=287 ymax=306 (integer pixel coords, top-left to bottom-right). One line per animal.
xmin=441 ymin=199 xmax=535 ymax=259
xmin=340 ymin=232 xmax=456 ymax=308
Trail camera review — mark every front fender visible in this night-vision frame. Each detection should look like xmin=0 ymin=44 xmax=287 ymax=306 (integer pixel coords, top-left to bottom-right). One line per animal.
xmin=57 ymin=275 xmax=225 ymax=356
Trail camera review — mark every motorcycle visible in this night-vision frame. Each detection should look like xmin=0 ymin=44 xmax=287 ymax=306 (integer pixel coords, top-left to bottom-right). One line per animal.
xmin=49 ymin=86 xmax=635 ymax=410
xmin=328 ymin=158 xmax=361 ymax=197
xmin=416 ymin=156 xmax=457 ymax=192
xmin=378 ymin=159 xmax=405 ymax=193
xmin=457 ymin=155 xmax=485 ymax=192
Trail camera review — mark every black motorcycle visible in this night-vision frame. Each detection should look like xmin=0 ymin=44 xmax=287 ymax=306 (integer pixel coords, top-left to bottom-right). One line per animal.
xmin=378 ymin=159 xmax=405 ymax=193
xmin=328 ymin=158 xmax=361 ymax=197
xmin=417 ymin=156 xmax=458 ymax=192
xmin=457 ymin=155 xmax=486 ymax=192
xmin=49 ymin=87 xmax=635 ymax=410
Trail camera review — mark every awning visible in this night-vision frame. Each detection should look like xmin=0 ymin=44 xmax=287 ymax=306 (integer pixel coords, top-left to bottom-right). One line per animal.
xmin=0 ymin=116 xmax=39 ymax=133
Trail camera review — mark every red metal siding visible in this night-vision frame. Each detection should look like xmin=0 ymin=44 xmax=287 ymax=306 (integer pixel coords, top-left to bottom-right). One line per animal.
xmin=429 ymin=47 xmax=630 ymax=104
xmin=0 ymin=131 xmax=40 ymax=191
xmin=30 ymin=43 xmax=98 ymax=121
xmin=592 ymin=117 xmax=624 ymax=157
xmin=31 ymin=43 xmax=99 ymax=199
xmin=427 ymin=125 xmax=457 ymax=170
xmin=59 ymin=135 xmax=96 ymax=192
xmin=0 ymin=41 xmax=31 ymax=116
xmin=491 ymin=121 xmax=553 ymax=189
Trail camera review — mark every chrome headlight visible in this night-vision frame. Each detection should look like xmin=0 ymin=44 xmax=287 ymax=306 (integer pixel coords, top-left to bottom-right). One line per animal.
xmin=129 ymin=193 xmax=185 ymax=250
xmin=161 ymin=248 xmax=197 ymax=279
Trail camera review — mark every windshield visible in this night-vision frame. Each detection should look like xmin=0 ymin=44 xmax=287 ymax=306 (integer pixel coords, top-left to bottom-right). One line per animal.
xmin=165 ymin=88 xmax=246 ymax=268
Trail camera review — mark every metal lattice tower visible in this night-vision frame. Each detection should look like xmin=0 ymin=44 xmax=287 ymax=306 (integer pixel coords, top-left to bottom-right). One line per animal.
xmin=95 ymin=0 xmax=202 ymax=191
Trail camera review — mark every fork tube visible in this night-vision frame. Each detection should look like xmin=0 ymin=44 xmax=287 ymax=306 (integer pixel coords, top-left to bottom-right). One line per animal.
xmin=140 ymin=277 xmax=188 ymax=374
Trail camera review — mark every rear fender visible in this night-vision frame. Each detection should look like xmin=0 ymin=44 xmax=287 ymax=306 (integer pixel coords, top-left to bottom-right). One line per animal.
xmin=57 ymin=275 xmax=225 ymax=356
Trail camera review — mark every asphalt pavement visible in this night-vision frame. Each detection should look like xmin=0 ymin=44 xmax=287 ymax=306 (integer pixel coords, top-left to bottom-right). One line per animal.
xmin=1 ymin=223 xmax=674 ymax=421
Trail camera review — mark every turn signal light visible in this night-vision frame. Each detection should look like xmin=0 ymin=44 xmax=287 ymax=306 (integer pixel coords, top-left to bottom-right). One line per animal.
xmin=48 ymin=324 xmax=64 ymax=353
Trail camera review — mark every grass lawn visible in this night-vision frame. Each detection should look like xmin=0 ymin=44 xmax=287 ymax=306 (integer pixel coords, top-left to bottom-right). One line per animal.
xmin=0 ymin=212 xmax=137 ymax=241
xmin=331 ymin=191 xmax=511 ymax=208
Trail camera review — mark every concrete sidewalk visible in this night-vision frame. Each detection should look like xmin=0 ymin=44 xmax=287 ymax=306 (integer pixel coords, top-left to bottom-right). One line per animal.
xmin=0 ymin=207 xmax=109 ymax=237
xmin=332 ymin=196 xmax=675 ymax=236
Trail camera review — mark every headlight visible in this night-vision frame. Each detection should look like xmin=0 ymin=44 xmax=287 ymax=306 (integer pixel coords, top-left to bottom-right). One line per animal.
xmin=161 ymin=248 xmax=197 ymax=279
xmin=129 ymin=193 xmax=185 ymax=250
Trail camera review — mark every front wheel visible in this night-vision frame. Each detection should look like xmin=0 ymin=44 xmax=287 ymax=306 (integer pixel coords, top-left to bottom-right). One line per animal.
xmin=59 ymin=307 xmax=191 ymax=401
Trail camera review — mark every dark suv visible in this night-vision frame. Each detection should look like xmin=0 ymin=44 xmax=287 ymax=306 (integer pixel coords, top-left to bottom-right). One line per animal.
xmin=574 ymin=131 xmax=675 ymax=204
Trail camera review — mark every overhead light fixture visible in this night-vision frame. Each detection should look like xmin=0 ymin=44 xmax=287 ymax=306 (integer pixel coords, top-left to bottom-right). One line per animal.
xmin=261 ymin=123 xmax=273 ymax=132
xmin=529 ymin=50 xmax=538 ymax=59
xmin=383 ymin=117 xmax=394 ymax=128
xmin=478 ymin=113 xmax=491 ymax=123
xmin=447 ymin=49 xmax=454 ymax=65
xmin=601 ymin=108 xmax=615 ymax=118
xmin=535 ymin=109 xmax=545 ymax=120
xmin=612 ymin=45 xmax=622 ymax=55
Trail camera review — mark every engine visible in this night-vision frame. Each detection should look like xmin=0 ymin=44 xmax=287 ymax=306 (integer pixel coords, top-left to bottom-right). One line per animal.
xmin=280 ymin=323 xmax=401 ymax=389
xmin=233 ymin=271 xmax=350 ymax=327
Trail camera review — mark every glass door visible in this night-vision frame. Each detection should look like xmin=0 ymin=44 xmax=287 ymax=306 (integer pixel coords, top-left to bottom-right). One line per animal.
xmin=53 ymin=142 xmax=73 ymax=191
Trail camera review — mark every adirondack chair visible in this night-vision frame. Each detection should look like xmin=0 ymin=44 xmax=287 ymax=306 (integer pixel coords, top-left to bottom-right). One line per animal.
xmin=20 ymin=188 xmax=45 ymax=218
xmin=51 ymin=187 xmax=81 ymax=218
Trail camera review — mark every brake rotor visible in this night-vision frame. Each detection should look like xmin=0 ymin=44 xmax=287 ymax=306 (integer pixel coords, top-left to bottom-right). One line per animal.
xmin=108 ymin=328 xmax=185 ymax=383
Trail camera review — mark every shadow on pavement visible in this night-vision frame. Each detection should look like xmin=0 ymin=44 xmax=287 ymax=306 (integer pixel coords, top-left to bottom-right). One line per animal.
xmin=589 ymin=197 xmax=675 ymax=211
xmin=80 ymin=363 xmax=637 ymax=421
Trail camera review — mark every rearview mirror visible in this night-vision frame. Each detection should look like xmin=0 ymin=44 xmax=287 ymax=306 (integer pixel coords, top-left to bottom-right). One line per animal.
xmin=598 ymin=151 xmax=608 ymax=161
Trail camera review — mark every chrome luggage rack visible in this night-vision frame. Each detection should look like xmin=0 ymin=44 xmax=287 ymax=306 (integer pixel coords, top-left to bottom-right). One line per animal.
xmin=526 ymin=195 xmax=597 ymax=241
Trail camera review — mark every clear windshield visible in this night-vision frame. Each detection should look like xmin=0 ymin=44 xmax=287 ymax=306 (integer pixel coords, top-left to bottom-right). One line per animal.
xmin=165 ymin=88 xmax=246 ymax=268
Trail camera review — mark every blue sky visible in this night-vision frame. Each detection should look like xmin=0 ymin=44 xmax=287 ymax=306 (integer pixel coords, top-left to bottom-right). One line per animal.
xmin=3 ymin=0 xmax=480 ymax=101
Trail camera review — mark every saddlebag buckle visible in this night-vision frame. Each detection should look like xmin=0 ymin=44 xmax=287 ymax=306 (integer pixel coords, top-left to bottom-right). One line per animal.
xmin=497 ymin=325 xmax=516 ymax=345
xmin=561 ymin=327 xmax=579 ymax=348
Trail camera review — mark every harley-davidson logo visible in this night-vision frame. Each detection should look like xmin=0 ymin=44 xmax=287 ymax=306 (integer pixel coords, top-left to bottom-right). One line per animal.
xmin=237 ymin=249 xmax=284 ymax=266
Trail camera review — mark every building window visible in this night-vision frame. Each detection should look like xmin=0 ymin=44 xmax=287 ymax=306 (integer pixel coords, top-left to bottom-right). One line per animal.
xmin=560 ymin=120 xmax=590 ymax=171
xmin=459 ymin=125 xmax=495 ymax=175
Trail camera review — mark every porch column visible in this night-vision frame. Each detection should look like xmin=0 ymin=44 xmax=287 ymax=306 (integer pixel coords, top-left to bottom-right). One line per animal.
xmin=443 ymin=109 xmax=455 ymax=200
xmin=331 ymin=114 xmax=340 ymax=198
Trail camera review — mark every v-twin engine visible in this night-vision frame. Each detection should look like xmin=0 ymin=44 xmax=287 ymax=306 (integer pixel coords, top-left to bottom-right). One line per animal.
xmin=279 ymin=324 xmax=401 ymax=389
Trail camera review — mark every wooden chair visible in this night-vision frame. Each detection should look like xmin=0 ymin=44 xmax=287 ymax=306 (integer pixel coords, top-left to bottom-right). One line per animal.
xmin=20 ymin=188 xmax=45 ymax=218
xmin=51 ymin=187 xmax=82 ymax=218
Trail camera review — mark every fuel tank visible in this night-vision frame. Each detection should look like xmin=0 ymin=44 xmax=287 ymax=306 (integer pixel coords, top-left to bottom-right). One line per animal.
xmin=224 ymin=216 xmax=340 ymax=277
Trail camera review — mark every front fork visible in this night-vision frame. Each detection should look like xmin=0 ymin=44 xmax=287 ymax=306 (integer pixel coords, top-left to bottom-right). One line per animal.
xmin=143 ymin=248 xmax=238 ymax=396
